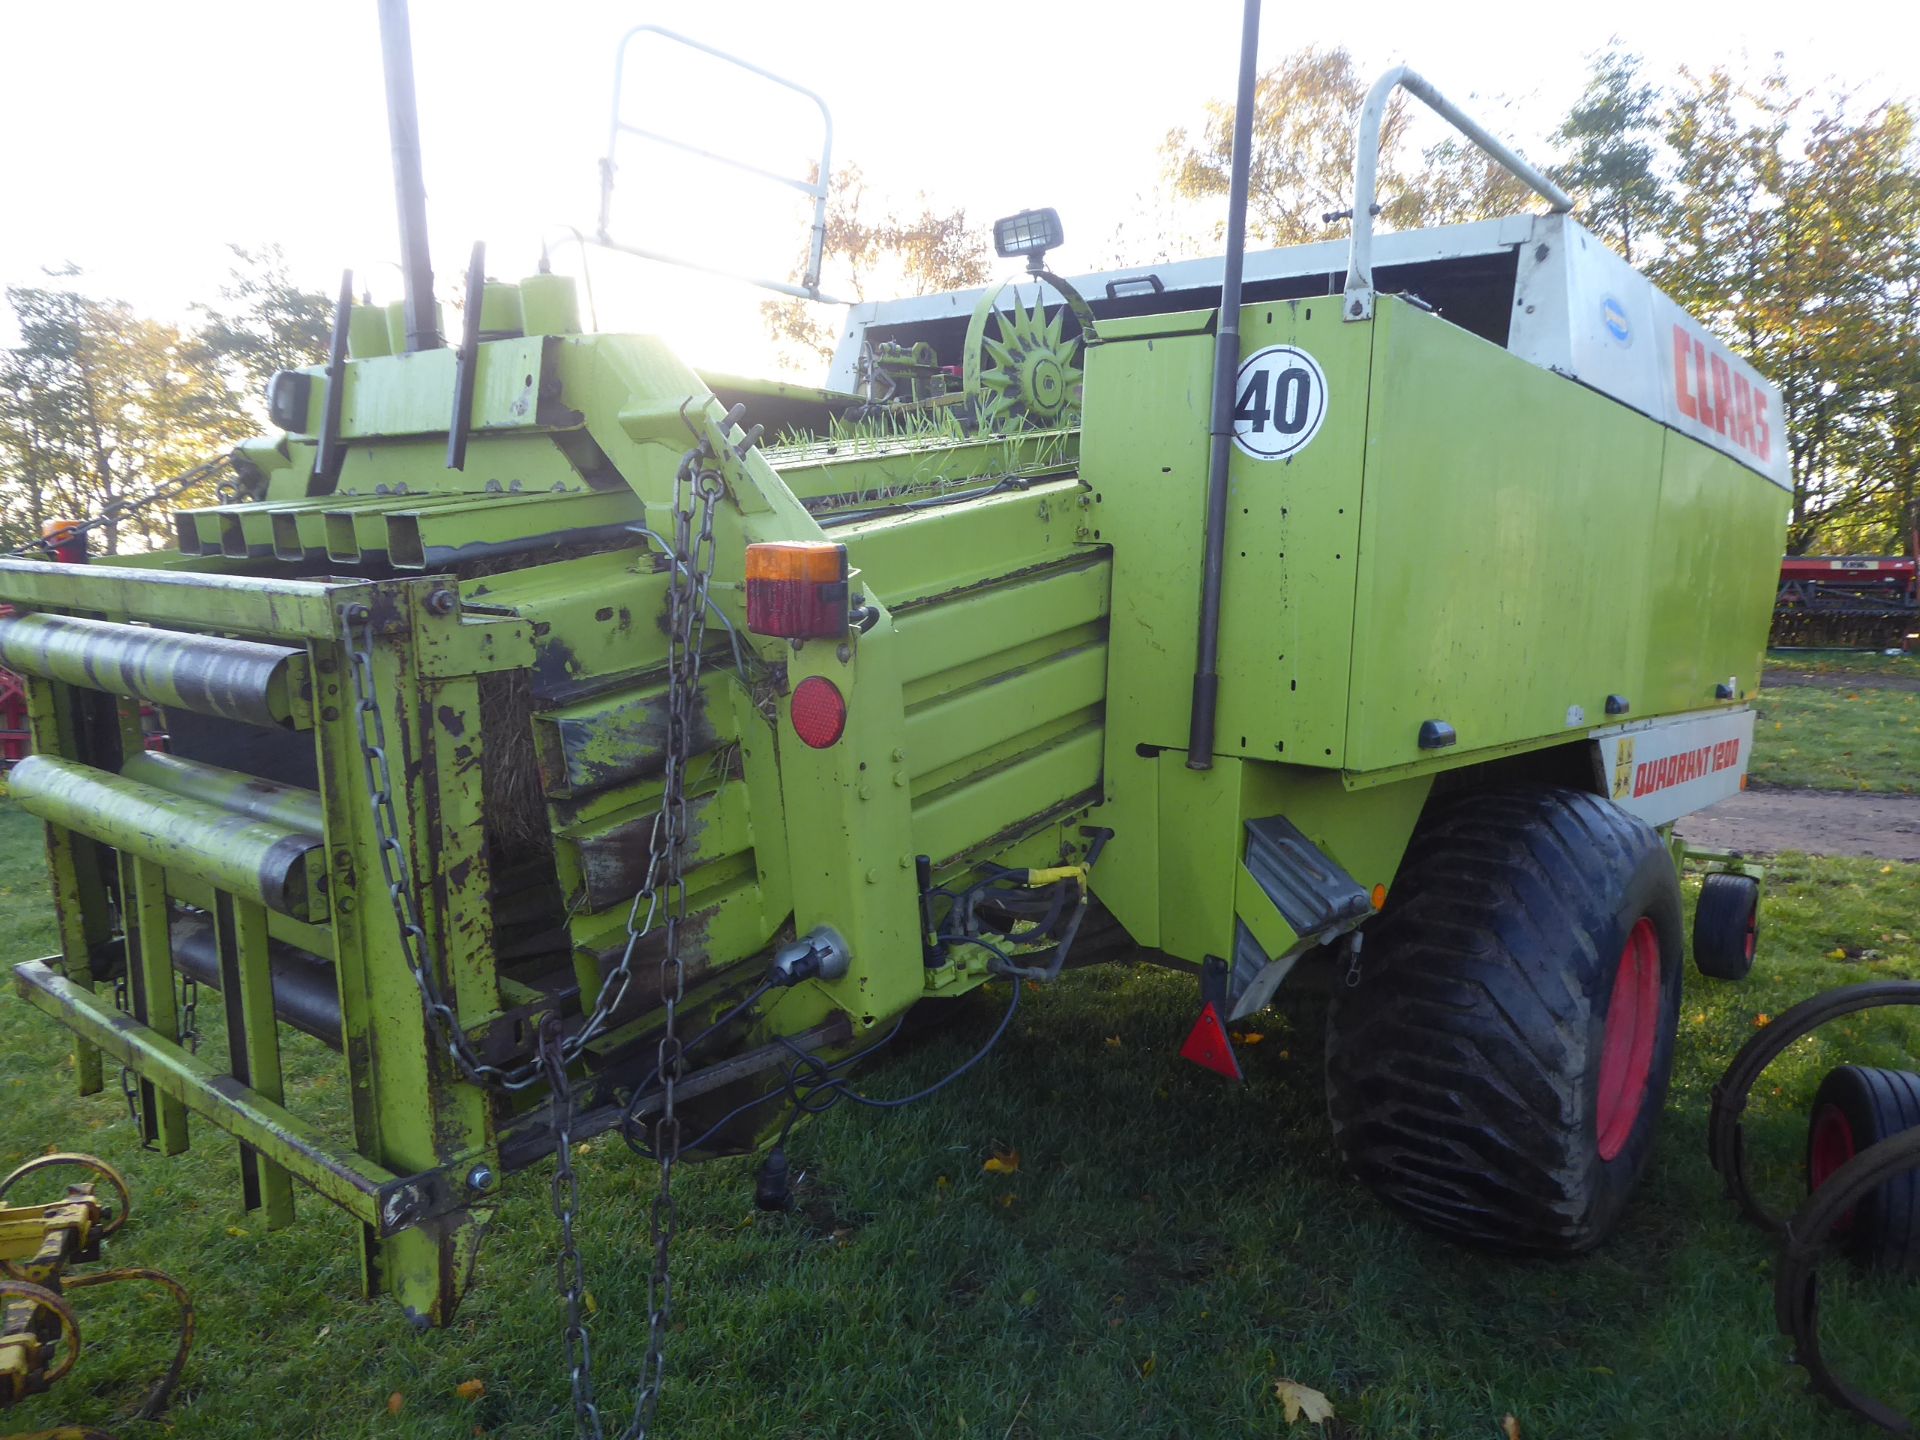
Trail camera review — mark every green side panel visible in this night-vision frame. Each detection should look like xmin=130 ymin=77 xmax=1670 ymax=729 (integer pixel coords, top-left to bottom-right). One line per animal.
xmin=1081 ymin=298 xmax=1369 ymax=947
xmin=337 ymin=338 xmax=549 ymax=439
xmin=1077 ymin=325 xmax=1212 ymax=947
xmin=1155 ymin=754 xmax=1243 ymax=961
xmin=1344 ymin=298 xmax=1785 ymax=771
xmin=1213 ymin=301 xmax=1371 ymax=767
xmin=1643 ymin=430 xmax=1787 ymax=710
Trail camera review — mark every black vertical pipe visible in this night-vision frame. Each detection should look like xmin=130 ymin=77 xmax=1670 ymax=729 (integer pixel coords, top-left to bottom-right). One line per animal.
xmin=377 ymin=0 xmax=440 ymax=351
xmin=1185 ymin=0 xmax=1262 ymax=771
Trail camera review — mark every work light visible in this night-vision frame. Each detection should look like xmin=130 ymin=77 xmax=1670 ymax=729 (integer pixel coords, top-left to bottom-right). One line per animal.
xmin=993 ymin=208 xmax=1064 ymax=272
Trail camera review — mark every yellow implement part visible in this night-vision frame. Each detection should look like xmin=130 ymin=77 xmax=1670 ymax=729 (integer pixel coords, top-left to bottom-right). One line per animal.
xmin=0 ymin=1199 xmax=102 ymax=1282
xmin=1021 ymin=864 xmax=1088 ymax=889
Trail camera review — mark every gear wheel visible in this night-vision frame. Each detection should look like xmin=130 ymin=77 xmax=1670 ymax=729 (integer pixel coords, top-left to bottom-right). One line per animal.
xmin=970 ymin=288 xmax=1083 ymax=430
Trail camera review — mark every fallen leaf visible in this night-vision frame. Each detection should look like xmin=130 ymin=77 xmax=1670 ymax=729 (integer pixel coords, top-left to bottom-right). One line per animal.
xmin=998 ymin=1193 xmax=1016 ymax=1208
xmin=1753 ymin=1013 xmax=1772 ymax=1028
xmin=388 ymin=1392 xmax=405 ymax=1416
xmin=1231 ymin=1031 xmax=1266 ymax=1045
xmin=1104 ymin=1036 xmax=1122 ymax=1048
xmin=584 ymin=1290 xmax=598 ymax=1316
xmin=1139 ymin=1354 xmax=1157 ymax=1378
xmin=1274 ymin=1379 xmax=1334 ymax=1425
xmin=316 ymin=1324 xmax=330 ymax=1341
xmin=225 ymin=1226 xmax=246 ymax=1238
xmin=1882 ymin=865 xmax=1895 ymax=875
xmin=1502 ymin=1416 xmax=1521 ymax=1439
xmin=935 ymin=1175 xmax=950 ymax=1190
xmin=982 ymin=1147 xmax=1020 ymax=1176
xmin=1830 ymin=948 xmax=1849 ymax=960
xmin=456 ymin=1378 xmax=485 ymax=1401
xmin=1017 ymin=1287 xmax=1039 ymax=1307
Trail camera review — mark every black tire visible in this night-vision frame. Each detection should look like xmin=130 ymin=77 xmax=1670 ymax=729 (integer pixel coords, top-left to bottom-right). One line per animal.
xmin=1326 ymin=784 xmax=1685 ymax=1254
xmin=1805 ymin=1065 xmax=1920 ymax=1275
xmin=1693 ymin=872 xmax=1760 ymax=981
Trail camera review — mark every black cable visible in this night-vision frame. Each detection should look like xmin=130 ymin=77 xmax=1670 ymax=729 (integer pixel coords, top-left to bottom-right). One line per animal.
xmin=777 ymin=976 xmax=1021 ymax=1113
xmin=664 ymin=1015 xmax=907 ymax=1157
xmin=617 ymin=976 xmax=777 ymax=1157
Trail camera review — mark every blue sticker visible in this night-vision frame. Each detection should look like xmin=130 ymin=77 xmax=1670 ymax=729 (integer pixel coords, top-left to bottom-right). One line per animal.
xmin=1601 ymin=295 xmax=1632 ymax=345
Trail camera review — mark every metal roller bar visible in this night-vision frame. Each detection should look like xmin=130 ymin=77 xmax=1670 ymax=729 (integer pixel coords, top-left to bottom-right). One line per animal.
xmin=9 ymin=755 xmax=327 ymax=922
xmin=167 ymin=914 xmax=344 ymax=1050
xmin=0 ymin=612 xmax=311 ymax=729
xmin=11 ymin=959 xmax=391 ymax=1224
xmin=0 ymin=557 xmax=368 ymax=642
xmin=121 ymin=752 xmax=326 ymax=835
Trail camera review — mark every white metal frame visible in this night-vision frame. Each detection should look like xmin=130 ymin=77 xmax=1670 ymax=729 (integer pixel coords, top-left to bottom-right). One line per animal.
xmin=1341 ymin=66 xmax=1572 ymax=321
xmin=596 ymin=25 xmax=843 ymax=303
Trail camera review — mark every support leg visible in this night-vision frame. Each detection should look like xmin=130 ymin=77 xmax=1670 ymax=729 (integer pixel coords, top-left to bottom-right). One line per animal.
xmin=121 ymin=855 xmax=189 ymax=1155
xmin=214 ymin=892 xmax=296 ymax=1228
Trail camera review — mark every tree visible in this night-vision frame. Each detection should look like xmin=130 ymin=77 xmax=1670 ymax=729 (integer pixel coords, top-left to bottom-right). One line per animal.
xmin=0 ymin=275 xmax=249 ymax=554
xmin=192 ymin=243 xmax=333 ymax=399
xmin=1162 ymin=47 xmax=1533 ymax=249
xmin=761 ymin=164 xmax=993 ymax=370
xmin=1650 ymin=69 xmax=1920 ymax=551
xmin=1552 ymin=48 xmax=1667 ymax=262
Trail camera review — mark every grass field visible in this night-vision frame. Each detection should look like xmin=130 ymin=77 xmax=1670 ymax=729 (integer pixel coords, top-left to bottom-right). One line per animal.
xmin=1765 ymin=649 xmax=1920 ymax=682
xmin=4 ymin=797 xmax=1920 ymax=1439
xmin=1752 ymin=650 xmax=1920 ymax=794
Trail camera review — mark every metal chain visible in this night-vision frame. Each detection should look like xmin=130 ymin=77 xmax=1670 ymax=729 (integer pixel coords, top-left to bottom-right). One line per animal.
xmin=178 ymin=975 xmax=201 ymax=1055
xmin=112 ymin=971 xmax=141 ymax=1133
xmin=341 ymin=436 xmax=727 ymax=1439
xmin=109 ymin=972 xmax=155 ymax=1148
xmin=3 ymin=456 xmax=229 ymax=559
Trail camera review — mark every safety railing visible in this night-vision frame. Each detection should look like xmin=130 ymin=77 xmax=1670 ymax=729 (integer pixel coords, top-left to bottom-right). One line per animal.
xmin=1341 ymin=66 xmax=1573 ymax=321
xmin=595 ymin=24 xmax=843 ymax=303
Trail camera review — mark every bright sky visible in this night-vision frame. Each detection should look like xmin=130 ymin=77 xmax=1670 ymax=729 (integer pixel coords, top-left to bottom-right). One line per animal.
xmin=2 ymin=0 xmax=1914 ymax=381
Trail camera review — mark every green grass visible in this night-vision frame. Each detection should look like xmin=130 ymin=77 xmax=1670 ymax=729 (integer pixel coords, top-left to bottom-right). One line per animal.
xmin=1750 ymin=682 xmax=1920 ymax=793
xmin=5 ymin=799 xmax=1920 ymax=1439
xmin=1766 ymin=647 xmax=1920 ymax=681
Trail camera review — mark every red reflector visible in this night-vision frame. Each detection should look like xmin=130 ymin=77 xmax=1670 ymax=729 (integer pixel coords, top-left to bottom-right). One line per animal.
xmin=790 ymin=675 xmax=847 ymax=749
xmin=1179 ymin=1002 xmax=1242 ymax=1080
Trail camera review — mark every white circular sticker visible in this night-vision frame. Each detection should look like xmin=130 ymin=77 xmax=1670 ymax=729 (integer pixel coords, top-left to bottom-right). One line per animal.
xmin=1230 ymin=344 xmax=1328 ymax=461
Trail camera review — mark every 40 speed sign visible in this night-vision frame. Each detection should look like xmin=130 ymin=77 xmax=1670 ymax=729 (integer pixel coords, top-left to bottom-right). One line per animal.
xmin=1230 ymin=344 xmax=1328 ymax=461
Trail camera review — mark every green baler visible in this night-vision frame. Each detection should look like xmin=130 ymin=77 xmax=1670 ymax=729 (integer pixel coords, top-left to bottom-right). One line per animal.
xmin=1 ymin=1 xmax=1786 ymax=1360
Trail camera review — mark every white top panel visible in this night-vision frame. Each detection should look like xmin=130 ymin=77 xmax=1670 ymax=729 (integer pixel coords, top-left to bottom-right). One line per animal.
xmin=825 ymin=216 xmax=1537 ymax=389
xmin=1509 ymin=216 xmax=1789 ymax=489
xmin=830 ymin=211 xmax=1789 ymax=489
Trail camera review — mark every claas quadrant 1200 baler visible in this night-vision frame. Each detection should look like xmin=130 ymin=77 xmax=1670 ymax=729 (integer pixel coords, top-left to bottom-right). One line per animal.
xmin=1 ymin=1 xmax=1784 ymax=1351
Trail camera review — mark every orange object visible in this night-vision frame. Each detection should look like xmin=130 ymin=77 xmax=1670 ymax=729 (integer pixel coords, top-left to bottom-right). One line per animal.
xmin=40 ymin=518 xmax=87 ymax=564
xmin=745 ymin=541 xmax=848 ymax=639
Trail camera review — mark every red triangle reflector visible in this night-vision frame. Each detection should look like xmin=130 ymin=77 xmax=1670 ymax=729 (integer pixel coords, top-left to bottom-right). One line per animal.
xmin=1179 ymin=1001 xmax=1242 ymax=1080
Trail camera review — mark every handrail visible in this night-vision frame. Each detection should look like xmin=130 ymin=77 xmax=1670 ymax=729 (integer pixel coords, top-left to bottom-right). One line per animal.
xmin=596 ymin=24 xmax=844 ymax=304
xmin=1342 ymin=66 xmax=1572 ymax=321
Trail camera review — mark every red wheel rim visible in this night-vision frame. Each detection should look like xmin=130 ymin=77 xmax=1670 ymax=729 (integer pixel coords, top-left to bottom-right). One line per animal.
xmin=1744 ymin=911 xmax=1757 ymax=964
xmin=1808 ymin=1102 xmax=1858 ymax=1231
xmin=1596 ymin=917 xmax=1661 ymax=1162
xmin=1809 ymin=1103 xmax=1856 ymax=1188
